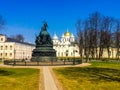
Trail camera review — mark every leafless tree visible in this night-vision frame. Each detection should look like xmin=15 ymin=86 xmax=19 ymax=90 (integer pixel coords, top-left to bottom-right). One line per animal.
xmin=76 ymin=20 xmax=84 ymax=61
xmin=10 ymin=34 xmax=24 ymax=42
xmin=16 ymin=34 xmax=24 ymax=42
xmin=0 ymin=15 xmax=5 ymax=31
xmin=115 ymin=20 xmax=120 ymax=60
xmin=83 ymin=20 xmax=90 ymax=62
xmin=87 ymin=12 xmax=101 ymax=59
xmin=76 ymin=12 xmax=118 ymax=61
xmin=102 ymin=17 xmax=114 ymax=60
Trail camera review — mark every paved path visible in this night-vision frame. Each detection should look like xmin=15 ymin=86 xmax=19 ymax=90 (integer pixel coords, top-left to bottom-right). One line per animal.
xmin=43 ymin=66 xmax=58 ymax=90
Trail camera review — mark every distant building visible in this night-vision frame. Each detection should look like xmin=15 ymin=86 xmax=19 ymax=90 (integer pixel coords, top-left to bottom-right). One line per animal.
xmin=52 ymin=30 xmax=80 ymax=58
xmin=0 ymin=34 xmax=35 ymax=61
xmin=52 ymin=30 xmax=120 ymax=59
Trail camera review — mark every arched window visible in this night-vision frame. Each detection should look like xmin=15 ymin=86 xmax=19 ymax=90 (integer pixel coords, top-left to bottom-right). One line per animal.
xmin=5 ymin=53 xmax=7 ymax=56
xmin=10 ymin=53 xmax=12 ymax=57
xmin=1 ymin=38 xmax=3 ymax=41
xmin=10 ymin=45 xmax=12 ymax=50
xmin=1 ymin=46 xmax=3 ymax=50
xmin=5 ymin=46 xmax=7 ymax=50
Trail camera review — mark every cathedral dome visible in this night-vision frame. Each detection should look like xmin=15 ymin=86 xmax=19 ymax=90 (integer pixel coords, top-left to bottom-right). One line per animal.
xmin=53 ymin=33 xmax=58 ymax=40
xmin=71 ymin=34 xmax=74 ymax=37
xmin=64 ymin=31 xmax=71 ymax=36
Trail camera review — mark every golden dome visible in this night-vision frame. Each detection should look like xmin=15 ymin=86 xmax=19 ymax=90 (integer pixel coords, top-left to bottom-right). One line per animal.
xmin=64 ymin=31 xmax=71 ymax=36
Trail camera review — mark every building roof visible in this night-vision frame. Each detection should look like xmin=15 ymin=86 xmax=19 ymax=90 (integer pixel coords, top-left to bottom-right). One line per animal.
xmin=6 ymin=37 xmax=35 ymax=46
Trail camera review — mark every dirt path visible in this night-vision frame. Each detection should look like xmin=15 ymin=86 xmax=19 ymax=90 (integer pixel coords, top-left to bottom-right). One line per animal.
xmin=43 ymin=66 xmax=58 ymax=90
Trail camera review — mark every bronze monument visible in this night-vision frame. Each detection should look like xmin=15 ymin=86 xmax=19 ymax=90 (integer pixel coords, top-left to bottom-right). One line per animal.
xmin=31 ymin=22 xmax=56 ymax=62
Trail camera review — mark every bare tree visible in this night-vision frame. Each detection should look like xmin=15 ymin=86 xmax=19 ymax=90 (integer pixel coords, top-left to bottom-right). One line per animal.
xmin=115 ymin=20 xmax=120 ymax=60
xmin=83 ymin=20 xmax=90 ymax=62
xmin=88 ymin=12 xmax=101 ymax=60
xmin=76 ymin=20 xmax=84 ymax=61
xmin=0 ymin=15 xmax=5 ymax=31
xmin=10 ymin=34 xmax=24 ymax=42
xmin=99 ymin=29 xmax=104 ymax=59
xmin=76 ymin=12 xmax=118 ymax=61
xmin=16 ymin=34 xmax=24 ymax=42
xmin=98 ymin=16 xmax=114 ymax=60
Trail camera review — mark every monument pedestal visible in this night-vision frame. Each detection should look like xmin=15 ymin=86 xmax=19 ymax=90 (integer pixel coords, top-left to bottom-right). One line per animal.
xmin=31 ymin=45 xmax=57 ymax=62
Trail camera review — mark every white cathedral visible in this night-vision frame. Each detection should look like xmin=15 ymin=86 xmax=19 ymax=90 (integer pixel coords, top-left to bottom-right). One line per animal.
xmin=52 ymin=30 xmax=80 ymax=58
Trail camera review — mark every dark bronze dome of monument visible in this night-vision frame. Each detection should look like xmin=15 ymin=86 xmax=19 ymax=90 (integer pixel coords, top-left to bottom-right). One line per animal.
xmin=31 ymin=22 xmax=56 ymax=62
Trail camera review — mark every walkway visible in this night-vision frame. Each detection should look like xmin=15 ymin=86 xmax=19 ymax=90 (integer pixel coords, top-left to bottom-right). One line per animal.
xmin=43 ymin=66 xmax=58 ymax=90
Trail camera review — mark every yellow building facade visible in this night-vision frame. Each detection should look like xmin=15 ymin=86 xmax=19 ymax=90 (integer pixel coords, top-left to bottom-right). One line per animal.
xmin=0 ymin=34 xmax=35 ymax=61
xmin=101 ymin=48 xmax=119 ymax=58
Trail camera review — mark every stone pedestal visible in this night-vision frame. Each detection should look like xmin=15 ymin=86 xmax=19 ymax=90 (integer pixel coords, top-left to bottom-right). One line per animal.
xmin=31 ymin=45 xmax=56 ymax=62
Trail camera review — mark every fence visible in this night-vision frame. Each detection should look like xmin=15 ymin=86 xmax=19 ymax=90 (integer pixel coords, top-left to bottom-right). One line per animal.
xmin=4 ymin=60 xmax=82 ymax=66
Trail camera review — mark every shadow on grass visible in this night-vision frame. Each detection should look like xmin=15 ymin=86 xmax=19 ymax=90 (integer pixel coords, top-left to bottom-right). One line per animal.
xmin=80 ymin=67 xmax=120 ymax=82
xmin=54 ymin=67 xmax=120 ymax=82
xmin=0 ymin=69 xmax=13 ymax=76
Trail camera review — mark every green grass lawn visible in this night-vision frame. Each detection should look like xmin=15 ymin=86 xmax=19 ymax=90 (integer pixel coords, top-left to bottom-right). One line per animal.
xmin=0 ymin=61 xmax=3 ymax=64
xmin=53 ymin=62 xmax=120 ymax=90
xmin=0 ymin=68 xmax=39 ymax=90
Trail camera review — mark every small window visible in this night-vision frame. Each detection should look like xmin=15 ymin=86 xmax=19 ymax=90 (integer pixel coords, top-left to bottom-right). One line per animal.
xmin=10 ymin=53 xmax=12 ymax=57
xmin=0 ymin=53 xmax=2 ymax=56
xmin=1 ymin=38 xmax=3 ymax=41
xmin=10 ymin=46 xmax=12 ymax=50
xmin=5 ymin=46 xmax=8 ymax=50
xmin=1 ymin=46 xmax=3 ymax=50
xmin=5 ymin=53 xmax=7 ymax=56
xmin=66 ymin=53 xmax=68 ymax=56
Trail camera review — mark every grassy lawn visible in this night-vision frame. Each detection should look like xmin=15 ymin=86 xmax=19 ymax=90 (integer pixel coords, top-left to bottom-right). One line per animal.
xmin=0 ymin=68 xmax=39 ymax=90
xmin=0 ymin=61 xmax=3 ymax=64
xmin=53 ymin=62 xmax=120 ymax=90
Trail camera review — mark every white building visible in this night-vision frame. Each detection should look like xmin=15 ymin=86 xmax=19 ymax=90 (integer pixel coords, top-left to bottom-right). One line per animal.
xmin=0 ymin=34 xmax=35 ymax=61
xmin=52 ymin=30 xmax=80 ymax=58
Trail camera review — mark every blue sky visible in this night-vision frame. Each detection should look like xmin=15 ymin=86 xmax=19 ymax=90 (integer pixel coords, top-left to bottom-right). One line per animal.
xmin=0 ymin=0 xmax=120 ymax=43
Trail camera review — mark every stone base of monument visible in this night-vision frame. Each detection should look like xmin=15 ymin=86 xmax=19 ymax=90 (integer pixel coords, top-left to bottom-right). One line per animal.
xmin=31 ymin=56 xmax=57 ymax=62
xmin=31 ymin=45 xmax=57 ymax=62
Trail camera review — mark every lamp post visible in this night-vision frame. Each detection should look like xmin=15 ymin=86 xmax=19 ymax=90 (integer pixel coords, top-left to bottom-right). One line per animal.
xmin=23 ymin=52 xmax=26 ymax=65
xmin=2 ymin=48 xmax=4 ymax=63
xmin=65 ymin=50 xmax=68 ymax=65
xmin=2 ymin=43 xmax=5 ymax=63
xmin=73 ymin=50 xmax=76 ymax=65
xmin=73 ymin=44 xmax=76 ymax=65
xmin=23 ymin=52 xmax=24 ymax=60
xmin=14 ymin=49 xmax=16 ymax=65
